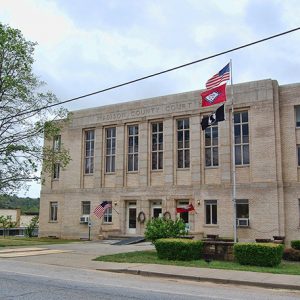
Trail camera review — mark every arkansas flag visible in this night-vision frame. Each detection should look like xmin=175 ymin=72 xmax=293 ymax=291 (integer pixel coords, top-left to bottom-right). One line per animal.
xmin=201 ymin=83 xmax=227 ymax=107
xmin=176 ymin=204 xmax=195 ymax=213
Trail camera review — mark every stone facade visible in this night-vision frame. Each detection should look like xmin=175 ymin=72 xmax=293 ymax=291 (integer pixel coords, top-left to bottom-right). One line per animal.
xmin=39 ymin=79 xmax=300 ymax=245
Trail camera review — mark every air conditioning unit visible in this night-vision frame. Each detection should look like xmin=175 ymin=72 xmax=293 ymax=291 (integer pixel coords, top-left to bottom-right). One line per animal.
xmin=80 ymin=216 xmax=89 ymax=224
xmin=237 ymin=218 xmax=249 ymax=227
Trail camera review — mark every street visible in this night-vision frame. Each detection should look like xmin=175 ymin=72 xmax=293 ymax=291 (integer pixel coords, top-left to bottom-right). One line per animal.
xmin=0 ymin=259 xmax=299 ymax=300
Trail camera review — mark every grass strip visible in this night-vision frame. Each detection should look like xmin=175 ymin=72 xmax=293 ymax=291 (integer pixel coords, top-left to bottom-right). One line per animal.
xmin=94 ymin=250 xmax=300 ymax=276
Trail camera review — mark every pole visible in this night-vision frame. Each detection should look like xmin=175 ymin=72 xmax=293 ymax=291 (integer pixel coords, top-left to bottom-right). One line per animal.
xmin=230 ymin=59 xmax=237 ymax=243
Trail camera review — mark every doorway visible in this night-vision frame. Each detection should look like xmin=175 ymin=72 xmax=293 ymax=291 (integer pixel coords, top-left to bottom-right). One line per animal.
xmin=127 ymin=202 xmax=136 ymax=234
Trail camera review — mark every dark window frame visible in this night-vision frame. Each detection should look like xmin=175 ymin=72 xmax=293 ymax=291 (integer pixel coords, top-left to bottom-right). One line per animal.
xmin=128 ymin=125 xmax=139 ymax=172
xmin=205 ymin=200 xmax=217 ymax=225
xmin=234 ymin=111 xmax=249 ymax=165
xmin=151 ymin=122 xmax=163 ymax=170
xmin=205 ymin=124 xmax=219 ymax=167
xmin=105 ymin=127 xmax=116 ymax=173
xmin=177 ymin=118 xmax=190 ymax=169
xmin=84 ymin=129 xmax=95 ymax=174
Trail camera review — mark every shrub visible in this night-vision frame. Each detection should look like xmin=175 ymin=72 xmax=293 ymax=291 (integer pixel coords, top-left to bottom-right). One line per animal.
xmin=144 ymin=217 xmax=186 ymax=243
xmin=155 ymin=238 xmax=204 ymax=260
xmin=234 ymin=242 xmax=284 ymax=267
xmin=291 ymin=240 xmax=300 ymax=250
xmin=283 ymin=248 xmax=300 ymax=261
xmin=25 ymin=216 xmax=39 ymax=237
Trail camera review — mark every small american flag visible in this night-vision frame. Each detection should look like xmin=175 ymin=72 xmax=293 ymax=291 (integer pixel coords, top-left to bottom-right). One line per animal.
xmin=94 ymin=201 xmax=112 ymax=218
xmin=206 ymin=63 xmax=230 ymax=90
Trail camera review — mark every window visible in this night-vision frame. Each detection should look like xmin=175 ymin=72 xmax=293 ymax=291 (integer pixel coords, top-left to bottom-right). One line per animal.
xmin=50 ymin=202 xmax=58 ymax=222
xmin=205 ymin=124 xmax=218 ymax=167
xmin=151 ymin=122 xmax=163 ymax=170
xmin=105 ymin=127 xmax=116 ymax=173
xmin=128 ymin=125 xmax=138 ymax=171
xmin=103 ymin=201 xmax=112 ymax=223
xmin=81 ymin=201 xmax=90 ymax=215
xmin=296 ymin=106 xmax=300 ymax=127
xmin=53 ymin=135 xmax=61 ymax=151
xmin=298 ymin=145 xmax=300 ymax=166
xmin=234 ymin=111 xmax=249 ymax=165
xmin=205 ymin=200 xmax=217 ymax=225
xmin=177 ymin=119 xmax=190 ymax=168
xmin=53 ymin=163 xmax=60 ymax=179
xmin=84 ymin=129 xmax=95 ymax=174
xmin=236 ymin=199 xmax=249 ymax=219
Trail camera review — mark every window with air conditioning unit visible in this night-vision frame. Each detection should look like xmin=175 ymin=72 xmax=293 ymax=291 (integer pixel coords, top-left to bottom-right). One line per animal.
xmin=236 ymin=199 xmax=249 ymax=227
xmin=80 ymin=216 xmax=89 ymax=224
xmin=237 ymin=218 xmax=249 ymax=227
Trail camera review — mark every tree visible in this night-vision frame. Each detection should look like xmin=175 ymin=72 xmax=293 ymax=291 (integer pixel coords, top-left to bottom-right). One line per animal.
xmin=25 ymin=215 xmax=39 ymax=237
xmin=0 ymin=215 xmax=17 ymax=237
xmin=144 ymin=217 xmax=186 ymax=243
xmin=0 ymin=23 xmax=71 ymax=194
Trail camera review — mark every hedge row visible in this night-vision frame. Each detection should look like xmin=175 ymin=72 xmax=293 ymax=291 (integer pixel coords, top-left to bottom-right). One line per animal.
xmin=234 ymin=243 xmax=284 ymax=267
xmin=154 ymin=238 xmax=204 ymax=261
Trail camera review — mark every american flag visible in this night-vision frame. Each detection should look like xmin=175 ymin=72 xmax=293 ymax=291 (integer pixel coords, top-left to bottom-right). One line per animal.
xmin=205 ymin=63 xmax=230 ymax=90
xmin=94 ymin=201 xmax=112 ymax=218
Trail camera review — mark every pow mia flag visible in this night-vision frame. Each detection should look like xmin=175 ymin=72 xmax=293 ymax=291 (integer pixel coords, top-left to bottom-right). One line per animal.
xmin=201 ymin=104 xmax=225 ymax=130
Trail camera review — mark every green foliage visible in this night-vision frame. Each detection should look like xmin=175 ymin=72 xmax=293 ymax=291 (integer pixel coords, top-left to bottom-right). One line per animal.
xmin=291 ymin=240 xmax=300 ymax=250
xmin=154 ymin=238 xmax=204 ymax=260
xmin=0 ymin=215 xmax=18 ymax=237
xmin=0 ymin=215 xmax=17 ymax=229
xmin=0 ymin=194 xmax=39 ymax=213
xmin=25 ymin=216 xmax=39 ymax=237
xmin=144 ymin=217 xmax=186 ymax=243
xmin=95 ymin=250 xmax=300 ymax=275
xmin=0 ymin=22 xmax=70 ymax=194
xmin=283 ymin=248 xmax=300 ymax=261
xmin=234 ymin=242 xmax=284 ymax=267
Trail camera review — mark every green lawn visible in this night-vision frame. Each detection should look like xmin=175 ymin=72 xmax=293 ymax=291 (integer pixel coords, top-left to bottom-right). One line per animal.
xmin=0 ymin=237 xmax=79 ymax=247
xmin=94 ymin=250 xmax=300 ymax=276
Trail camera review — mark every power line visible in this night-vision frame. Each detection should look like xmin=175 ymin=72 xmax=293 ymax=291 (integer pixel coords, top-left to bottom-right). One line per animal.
xmin=1 ymin=26 xmax=300 ymax=122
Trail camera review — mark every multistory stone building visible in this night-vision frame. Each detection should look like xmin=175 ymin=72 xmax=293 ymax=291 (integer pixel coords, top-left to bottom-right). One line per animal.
xmin=39 ymin=79 xmax=300 ymax=245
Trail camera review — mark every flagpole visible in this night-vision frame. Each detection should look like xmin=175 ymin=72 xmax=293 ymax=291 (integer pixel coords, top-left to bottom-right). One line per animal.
xmin=230 ymin=59 xmax=237 ymax=243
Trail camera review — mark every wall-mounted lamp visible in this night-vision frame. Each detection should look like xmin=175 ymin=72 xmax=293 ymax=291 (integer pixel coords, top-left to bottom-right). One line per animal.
xmin=197 ymin=200 xmax=201 ymax=206
xmin=114 ymin=201 xmax=118 ymax=206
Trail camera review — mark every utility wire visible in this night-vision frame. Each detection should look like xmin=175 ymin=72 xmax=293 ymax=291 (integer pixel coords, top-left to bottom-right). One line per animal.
xmin=1 ymin=26 xmax=300 ymax=122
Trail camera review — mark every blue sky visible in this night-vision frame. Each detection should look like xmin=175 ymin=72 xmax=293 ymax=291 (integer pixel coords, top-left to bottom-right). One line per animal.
xmin=1 ymin=0 xmax=300 ymax=197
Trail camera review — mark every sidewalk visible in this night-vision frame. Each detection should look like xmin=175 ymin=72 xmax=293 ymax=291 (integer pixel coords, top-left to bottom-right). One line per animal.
xmin=1 ymin=241 xmax=300 ymax=291
xmin=97 ymin=262 xmax=300 ymax=291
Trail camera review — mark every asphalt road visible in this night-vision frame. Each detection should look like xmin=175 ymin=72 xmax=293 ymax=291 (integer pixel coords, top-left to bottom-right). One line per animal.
xmin=0 ymin=260 xmax=300 ymax=300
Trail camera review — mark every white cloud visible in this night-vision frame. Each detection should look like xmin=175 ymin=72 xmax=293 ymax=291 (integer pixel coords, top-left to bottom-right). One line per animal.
xmin=0 ymin=0 xmax=74 ymax=47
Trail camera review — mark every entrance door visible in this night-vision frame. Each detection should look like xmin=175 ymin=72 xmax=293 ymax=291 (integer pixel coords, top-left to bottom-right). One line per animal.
xmin=151 ymin=201 xmax=162 ymax=219
xmin=127 ymin=202 xmax=136 ymax=234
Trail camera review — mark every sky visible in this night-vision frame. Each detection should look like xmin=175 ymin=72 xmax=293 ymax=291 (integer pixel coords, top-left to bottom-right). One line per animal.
xmin=1 ymin=0 xmax=300 ymax=197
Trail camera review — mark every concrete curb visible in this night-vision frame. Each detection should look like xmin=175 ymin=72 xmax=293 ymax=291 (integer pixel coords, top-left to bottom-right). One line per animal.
xmin=97 ymin=268 xmax=300 ymax=291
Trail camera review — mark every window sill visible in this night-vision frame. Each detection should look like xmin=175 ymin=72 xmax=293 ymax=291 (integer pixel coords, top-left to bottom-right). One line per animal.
xmin=49 ymin=221 xmax=58 ymax=223
xmin=83 ymin=173 xmax=94 ymax=176
xmin=235 ymin=164 xmax=250 ymax=168
xmin=176 ymin=168 xmax=190 ymax=171
xmin=52 ymin=179 xmax=59 ymax=181
xmin=204 ymin=166 xmax=219 ymax=169
xmin=103 ymin=222 xmax=113 ymax=225
xmin=151 ymin=169 xmax=163 ymax=173
xmin=127 ymin=171 xmax=139 ymax=174
xmin=104 ymin=172 xmax=116 ymax=175
xmin=203 ymin=224 xmax=219 ymax=228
